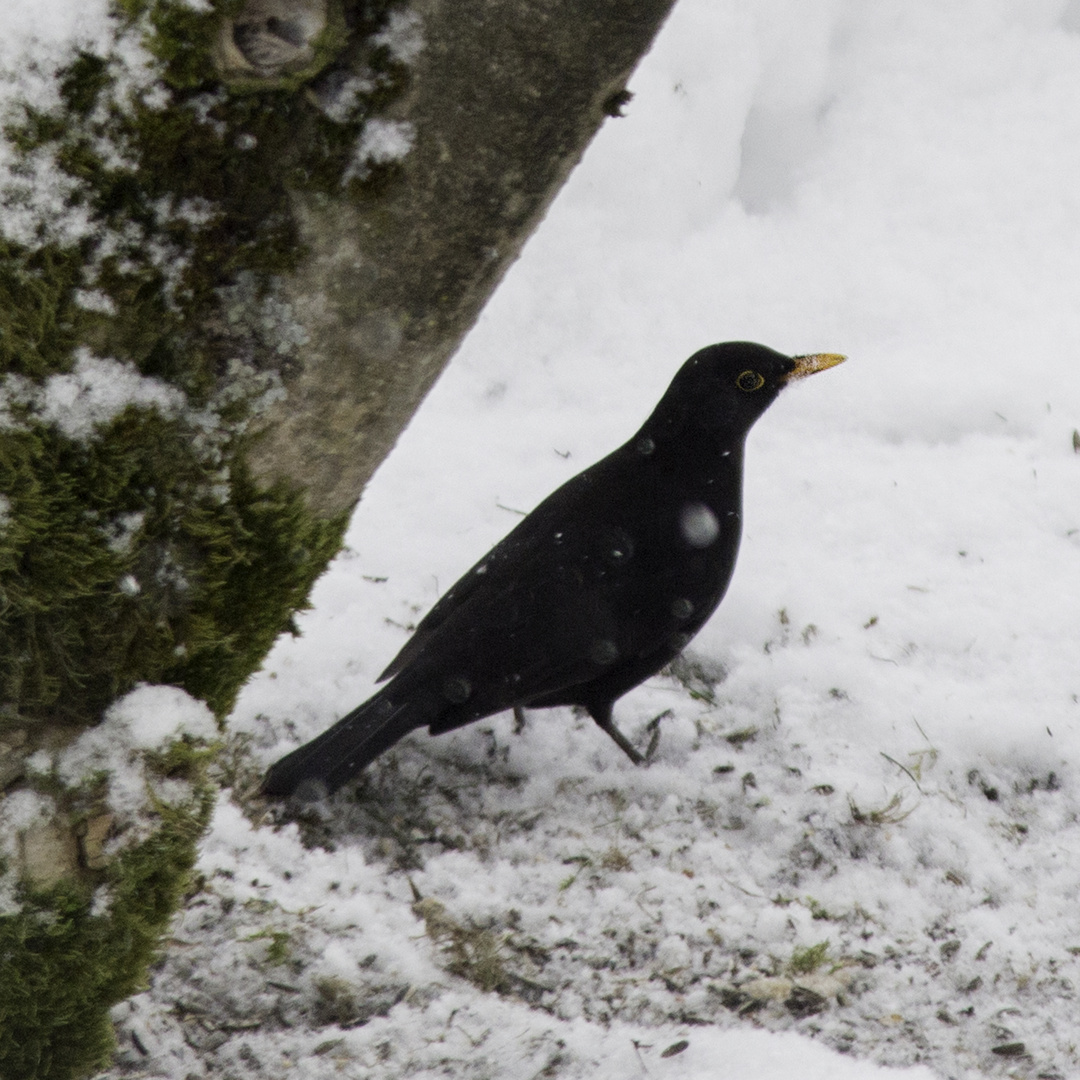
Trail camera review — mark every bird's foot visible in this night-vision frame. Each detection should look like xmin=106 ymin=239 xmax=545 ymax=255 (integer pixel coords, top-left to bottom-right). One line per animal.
xmin=512 ymin=705 xmax=527 ymax=735
xmin=595 ymin=716 xmax=646 ymax=765
xmin=643 ymin=709 xmax=672 ymax=762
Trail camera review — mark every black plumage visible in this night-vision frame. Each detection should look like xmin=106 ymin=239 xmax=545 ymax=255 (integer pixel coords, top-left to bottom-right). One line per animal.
xmin=263 ymin=341 xmax=844 ymax=799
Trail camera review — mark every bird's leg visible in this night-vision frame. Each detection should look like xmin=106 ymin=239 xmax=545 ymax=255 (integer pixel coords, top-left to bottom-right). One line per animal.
xmin=512 ymin=705 xmax=527 ymax=734
xmin=589 ymin=703 xmax=645 ymax=765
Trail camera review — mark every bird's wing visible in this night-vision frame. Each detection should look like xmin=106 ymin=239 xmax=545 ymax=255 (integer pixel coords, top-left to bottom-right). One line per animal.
xmin=376 ymin=467 xmax=603 ymax=684
xmin=375 ymin=552 xmax=497 ymax=682
xmin=376 ymin=442 xmax=737 ymax=714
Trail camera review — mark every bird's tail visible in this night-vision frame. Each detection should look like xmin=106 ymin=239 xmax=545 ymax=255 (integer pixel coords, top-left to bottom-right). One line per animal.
xmin=262 ymin=686 xmax=430 ymax=800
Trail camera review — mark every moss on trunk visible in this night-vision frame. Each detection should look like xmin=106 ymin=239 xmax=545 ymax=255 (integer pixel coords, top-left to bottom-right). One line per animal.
xmin=0 ymin=0 xmax=676 ymax=1074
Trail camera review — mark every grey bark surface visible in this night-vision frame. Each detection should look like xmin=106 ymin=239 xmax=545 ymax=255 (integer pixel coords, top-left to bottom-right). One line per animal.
xmin=246 ymin=0 xmax=678 ymax=517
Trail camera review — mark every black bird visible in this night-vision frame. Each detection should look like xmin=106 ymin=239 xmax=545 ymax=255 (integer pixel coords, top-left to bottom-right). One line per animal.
xmin=263 ymin=342 xmax=844 ymax=799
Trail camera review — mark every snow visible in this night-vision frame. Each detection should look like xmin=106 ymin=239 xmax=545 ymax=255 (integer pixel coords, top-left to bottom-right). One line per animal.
xmin=103 ymin=511 xmax=147 ymax=555
xmin=345 ymin=117 xmax=417 ymax=181
xmin=0 ymin=0 xmax=1075 ymax=1076
xmin=39 ymin=351 xmax=186 ymax=441
xmin=0 ymin=350 xmax=186 ymax=441
xmin=0 ymin=349 xmax=180 ymax=434
xmin=0 ymin=0 xmax=110 ymax=70
xmin=37 ymin=684 xmax=218 ymax=838
xmin=103 ymin=683 xmax=217 ymax=752
xmin=371 ymin=9 xmax=425 ymax=65
xmin=0 ymin=787 xmax=55 ymax=835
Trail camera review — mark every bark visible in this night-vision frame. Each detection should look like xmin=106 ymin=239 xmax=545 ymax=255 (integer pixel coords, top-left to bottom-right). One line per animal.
xmin=247 ymin=0 xmax=677 ymax=516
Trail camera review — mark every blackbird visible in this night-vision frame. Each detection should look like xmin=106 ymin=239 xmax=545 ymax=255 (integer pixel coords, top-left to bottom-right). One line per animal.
xmin=263 ymin=341 xmax=844 ymax=799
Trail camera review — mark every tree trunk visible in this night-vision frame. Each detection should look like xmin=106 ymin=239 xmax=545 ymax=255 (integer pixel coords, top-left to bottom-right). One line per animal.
xmin=0 ymin=0 xmax=676 ymax=1076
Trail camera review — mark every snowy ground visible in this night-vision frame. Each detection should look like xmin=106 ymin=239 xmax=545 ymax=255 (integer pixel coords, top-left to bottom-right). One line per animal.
xmin=13 ymin=0 xmax=1079 ymax=1076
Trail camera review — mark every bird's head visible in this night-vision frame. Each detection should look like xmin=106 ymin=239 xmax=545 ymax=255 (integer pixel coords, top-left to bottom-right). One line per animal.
xmin=648 ymin=341 xmax=845 ymax=444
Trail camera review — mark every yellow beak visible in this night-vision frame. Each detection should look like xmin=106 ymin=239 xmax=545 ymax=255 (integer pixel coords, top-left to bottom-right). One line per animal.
xmin=785 ymin=352 xmax=847 ymax=382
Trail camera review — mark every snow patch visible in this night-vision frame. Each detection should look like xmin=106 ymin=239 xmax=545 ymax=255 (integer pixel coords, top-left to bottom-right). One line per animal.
xmin=50 ymin=684 xmax=216 ymax=833
xmin=372 ymin=9 xmax=424 ymax=64
xmin=41 ymin=351 xmax=184 ymax=439
xmin=103 ymin=683 xmax=217 ymax=753
xmin=0 ymin=350 xmax=185 ymax=441
xmin=344 ymin=118 xmax=415 ymax=182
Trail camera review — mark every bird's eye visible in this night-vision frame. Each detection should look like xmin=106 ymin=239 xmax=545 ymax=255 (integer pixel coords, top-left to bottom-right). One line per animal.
xmin=736 ymin=370 xmax=765 ymax=392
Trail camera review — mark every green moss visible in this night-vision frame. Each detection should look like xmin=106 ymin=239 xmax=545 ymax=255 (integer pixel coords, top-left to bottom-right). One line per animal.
xmin=789 ymin=940 xmax=831 ymax=976
xmin=1 ymin=406 xmax=346 ymax=727
xmin=0 ymin=243 xmax=84 ymax=380
xmin=3 ymin=0 xmax=411 ymax=398
xmin=245 ymin=926 xmax=294 ymax=966
xmin=166 ymin=467 xmax=348 ymax=715
xmin=0 ymin=3 xmax=412 ymax=1073
xmin=0 ymin=774 xmax=214 ymax=1080
xmin=0 ymin=0 xmax=409 ymax=729
xmin=115 ymin=0 xmax=244 ymax=91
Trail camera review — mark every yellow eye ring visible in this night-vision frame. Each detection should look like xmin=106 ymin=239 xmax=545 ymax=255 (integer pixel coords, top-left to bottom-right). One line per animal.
xmin=736 ymin=370 xmax=765 ymax=392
